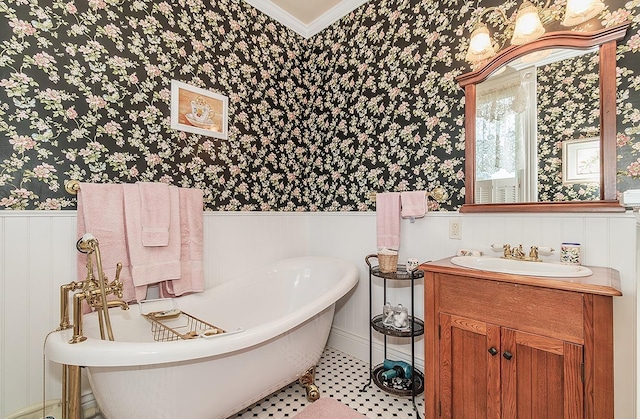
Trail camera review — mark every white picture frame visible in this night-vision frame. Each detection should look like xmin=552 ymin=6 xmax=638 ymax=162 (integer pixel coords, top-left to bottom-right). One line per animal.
xmin=562 ymin=137 xmax=600 ymax=184
xmin=170 ymin=80 xmax=228 ymax=139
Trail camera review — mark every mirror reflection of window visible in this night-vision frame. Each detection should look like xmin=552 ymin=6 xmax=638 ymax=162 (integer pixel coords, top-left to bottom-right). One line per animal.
xmin=475 ymin=69 xmax=531 ymax=203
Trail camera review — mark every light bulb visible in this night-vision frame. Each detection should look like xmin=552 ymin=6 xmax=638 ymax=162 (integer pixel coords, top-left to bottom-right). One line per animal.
xmin=511 ymin=1 xmax=545 ymax=45
xmin=562 ymin=0 xmax=605 ymax=26
xmin=466 ymin=23 xmax=496 ymax=62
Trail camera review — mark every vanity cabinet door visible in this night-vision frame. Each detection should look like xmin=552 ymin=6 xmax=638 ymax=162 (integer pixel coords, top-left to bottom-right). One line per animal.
xmin=501 ymin=328 xmax=584 ymax=419
xmin=440 ymin=314 xmax=502 ymax=419
xmin=440 ymin=314 xmax=584 ymax=419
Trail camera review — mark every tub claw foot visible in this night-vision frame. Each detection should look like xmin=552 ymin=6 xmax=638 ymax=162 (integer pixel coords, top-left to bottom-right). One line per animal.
xmin=299 ymin=367 xmax=320 ymax=402
xmin=305 ymin=383 xmax=320 ymax=402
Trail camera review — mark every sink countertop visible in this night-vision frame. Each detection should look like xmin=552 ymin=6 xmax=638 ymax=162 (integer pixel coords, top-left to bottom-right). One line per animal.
xmin=420 ymin=257 xmax=622 ymax=297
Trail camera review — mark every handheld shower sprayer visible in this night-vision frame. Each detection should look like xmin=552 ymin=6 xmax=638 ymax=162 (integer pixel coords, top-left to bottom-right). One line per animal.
xmin=76 ymin=233 xmax=97 ymax=253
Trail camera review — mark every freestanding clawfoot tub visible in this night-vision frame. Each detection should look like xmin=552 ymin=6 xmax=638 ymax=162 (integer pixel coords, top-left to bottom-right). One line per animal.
xmin=45 ymin=256 xmax=359 ymax=419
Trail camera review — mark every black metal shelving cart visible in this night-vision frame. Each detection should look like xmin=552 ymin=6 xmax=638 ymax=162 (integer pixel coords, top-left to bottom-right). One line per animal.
xmin=361 ymin=254 xmax=424 ymax=418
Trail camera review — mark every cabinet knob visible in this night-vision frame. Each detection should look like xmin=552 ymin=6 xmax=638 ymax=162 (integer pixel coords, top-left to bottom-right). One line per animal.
xmin=503 ymin=351 xmax=513 ymax=360
xmin=488 ymin=347 xmax=498 ymax=356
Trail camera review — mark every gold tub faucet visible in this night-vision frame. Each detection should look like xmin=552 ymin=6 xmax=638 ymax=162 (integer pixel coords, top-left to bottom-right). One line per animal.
xmin=57 ymin=234 xmax=130 ymax=419
xmin=58 ymin=234 xmax=129 ymax=343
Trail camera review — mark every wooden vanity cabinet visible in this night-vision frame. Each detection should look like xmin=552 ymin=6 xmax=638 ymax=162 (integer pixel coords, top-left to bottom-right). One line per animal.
xmin=421 ymin=258 xmax=622 ymax=419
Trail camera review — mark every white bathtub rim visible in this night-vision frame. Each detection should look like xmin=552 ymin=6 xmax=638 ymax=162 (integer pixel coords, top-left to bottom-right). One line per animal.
xmin=45 ymin=256 xmax=358 ymax=367
xmin=46 ymin=308 xmax=321 ymax=367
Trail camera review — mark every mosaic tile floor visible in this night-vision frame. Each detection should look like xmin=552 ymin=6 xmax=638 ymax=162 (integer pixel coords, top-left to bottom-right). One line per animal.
xmin=232 ymin=347 xmax=425 ymax=418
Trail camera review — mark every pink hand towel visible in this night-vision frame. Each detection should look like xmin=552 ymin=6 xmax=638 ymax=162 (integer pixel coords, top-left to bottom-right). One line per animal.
xmin=162 ymin=188 xmax=204 ymax=298
xmin=401 ymin=191 xmax=427 ymax=219
xmin=138 ymin=182 xmax=171 ymax=247
xmin=124 ymin=184 xmax=181 ymax=302
xmin=376 ymin=192 xmax=401 ymax=251
xmin=77 ymin=183 xmax=137 ymax=305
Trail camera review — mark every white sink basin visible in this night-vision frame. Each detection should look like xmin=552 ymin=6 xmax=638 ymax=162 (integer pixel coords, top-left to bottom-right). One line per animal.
xmin=450 ymin=256 xmax=593 ymax=278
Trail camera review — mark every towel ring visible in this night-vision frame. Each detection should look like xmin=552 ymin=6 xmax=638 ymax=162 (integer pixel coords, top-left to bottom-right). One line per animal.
xmin=65 ymin=180 xmax=81 ymax=195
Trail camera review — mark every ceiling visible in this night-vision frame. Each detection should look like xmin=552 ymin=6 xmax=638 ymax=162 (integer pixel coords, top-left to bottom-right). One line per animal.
xmin=243 ymin=0 xmax=370 ymax=38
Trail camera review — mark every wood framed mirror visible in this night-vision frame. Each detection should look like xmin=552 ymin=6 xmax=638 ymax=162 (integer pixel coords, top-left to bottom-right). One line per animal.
xmin=457 ymin=22 xmax=630 ymax=213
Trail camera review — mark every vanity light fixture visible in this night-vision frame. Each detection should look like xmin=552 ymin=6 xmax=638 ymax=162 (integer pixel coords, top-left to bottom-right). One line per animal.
xmin=465 ymin=0 xmax=606 ymax=63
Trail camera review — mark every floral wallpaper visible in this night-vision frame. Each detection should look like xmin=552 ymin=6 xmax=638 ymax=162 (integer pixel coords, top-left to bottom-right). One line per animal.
xmin=0 ymin=0 xmax=639 ymax=211
xmin=537 ymin=51 xmax=601 ymax=201
xmin=0 ymin=0 xmax=309 ymax=210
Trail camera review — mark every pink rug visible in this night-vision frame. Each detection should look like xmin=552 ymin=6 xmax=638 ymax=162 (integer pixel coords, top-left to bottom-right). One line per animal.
xmin=293 ymin=398 xmax=367 ymax=418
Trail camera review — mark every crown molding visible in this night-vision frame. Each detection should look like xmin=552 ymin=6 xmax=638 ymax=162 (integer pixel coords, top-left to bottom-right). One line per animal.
xmin=244 ymin=0 xmax=370 ymax=38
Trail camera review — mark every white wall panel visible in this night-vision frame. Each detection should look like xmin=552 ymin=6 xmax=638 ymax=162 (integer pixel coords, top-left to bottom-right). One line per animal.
xmin=0 ymin=214 xmax=78 ymax=416
xmin=0 ymin=216 xmax=4 ymax=415
xmin=27 ymin=217 xmax=53 ymax=405
xmin=518 ymin=216 xmax=543 ymax=247
xmin=607 ymin=215 xmax=637 ymax=416
xmin=583 ymin=217 xmax=609 ymax=265
xmin=539 ymin=216 xmax=564 ymax=257
xmin=560 ymin=217 xmax=587 ymax=246
xmin=3 ymin=216 xmax=30 ymax=412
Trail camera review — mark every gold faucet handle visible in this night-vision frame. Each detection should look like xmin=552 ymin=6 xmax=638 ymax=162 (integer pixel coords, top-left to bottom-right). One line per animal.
xmin=529 ymin=246 xmax=539 ymax=260
xmin=511 ymin=244 xmax=525 ymax=258
xmin=114 ymin=262 xmax=122 ymax=281
xmin=84 ymin=256 xmax=95 ymax=281
xmin=110 ymin=262 xmax=124 ymax=298
xmin=503 ymin=244 xmax=511 ymax=257
xmin=113 ymin=286 xmax=124 ymax=299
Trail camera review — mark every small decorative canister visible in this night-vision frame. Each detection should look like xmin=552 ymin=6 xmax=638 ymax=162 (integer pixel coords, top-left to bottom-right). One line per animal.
xmin=560 ymin=242 xmax=581 ymax=264
xmin=406 ymin=258 xmax=419 ymax=271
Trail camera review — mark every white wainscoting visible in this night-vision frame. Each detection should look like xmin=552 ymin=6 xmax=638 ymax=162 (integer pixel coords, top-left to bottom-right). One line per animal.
xmin=0 ymin=211 xmax=637 ymax=417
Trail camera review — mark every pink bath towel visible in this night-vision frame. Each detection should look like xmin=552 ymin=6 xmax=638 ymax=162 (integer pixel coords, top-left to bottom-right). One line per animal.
xmin=124 ymin=184 xmax=181 ymax=302
xmin=76 ymin=183 xmax=137 ymax=304
xmin=376 ymin=192 xmax=401 ymax=251
xmin=139 ymin=182 xmax=171 ymax=247
xmin=161 ymin=188 xmax=204 ymax=297
xmin=401 ymin=191 xmax=427 ymax=219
